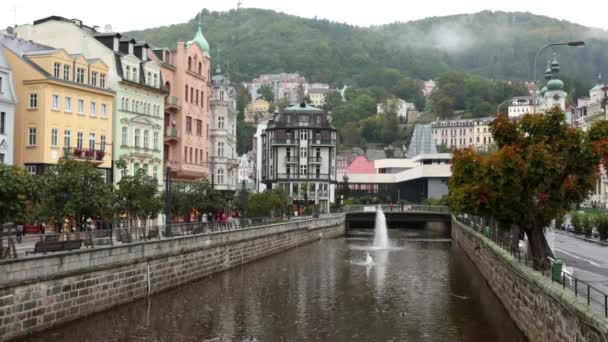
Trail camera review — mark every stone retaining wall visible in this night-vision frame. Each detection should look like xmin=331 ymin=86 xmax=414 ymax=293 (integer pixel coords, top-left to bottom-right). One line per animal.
xmin=0 ymin=216 xmax=345 ymax=341
xmin=452 ymin=217 xmax=608 ymax=342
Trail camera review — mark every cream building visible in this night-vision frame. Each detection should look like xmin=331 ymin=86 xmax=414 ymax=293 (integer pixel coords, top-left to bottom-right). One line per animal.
xmin=431 ymin=117 xmax=494 ymax=150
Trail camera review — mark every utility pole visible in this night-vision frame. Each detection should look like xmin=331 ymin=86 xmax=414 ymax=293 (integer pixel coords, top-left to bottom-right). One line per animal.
xmin=165 ymin=166 xmax=172 ymax=225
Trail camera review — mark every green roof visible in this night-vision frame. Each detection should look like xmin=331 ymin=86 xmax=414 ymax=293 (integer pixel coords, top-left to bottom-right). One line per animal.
xmin=187 ymin=25 xmax=210 ymax=56
xmin=283 ymin=103 xmax=324 ymax=113
xmin=547 ymin=79 xmax=564 ymax=91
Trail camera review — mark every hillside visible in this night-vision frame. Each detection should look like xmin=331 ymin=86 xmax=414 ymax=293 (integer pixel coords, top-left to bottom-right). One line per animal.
xmin=128 ymin=9 xmax=608 ymax=85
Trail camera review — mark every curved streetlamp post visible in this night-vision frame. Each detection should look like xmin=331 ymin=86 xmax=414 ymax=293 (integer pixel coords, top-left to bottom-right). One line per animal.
xmin=532 ymin=41 xmax=585 ymax=114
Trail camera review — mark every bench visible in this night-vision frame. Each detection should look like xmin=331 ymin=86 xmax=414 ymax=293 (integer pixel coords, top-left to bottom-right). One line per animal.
xmin=146 ymin=228 xmax=159 ymax=240
xmin=30 ymin=239 xmax=83 ymax=254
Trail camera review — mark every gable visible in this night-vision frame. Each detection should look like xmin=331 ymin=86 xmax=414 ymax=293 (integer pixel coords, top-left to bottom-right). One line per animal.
xmin=121 ymin=54 xmax=140 ymax=65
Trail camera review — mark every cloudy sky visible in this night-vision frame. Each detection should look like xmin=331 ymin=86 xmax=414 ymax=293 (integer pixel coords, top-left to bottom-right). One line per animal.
xmin=2 ymin=0 xmax=607 ymax=32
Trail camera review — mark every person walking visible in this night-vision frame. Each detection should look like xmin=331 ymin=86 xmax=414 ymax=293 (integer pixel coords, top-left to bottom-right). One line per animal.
xmin=15 ymin=224 xmax=23 ymax=244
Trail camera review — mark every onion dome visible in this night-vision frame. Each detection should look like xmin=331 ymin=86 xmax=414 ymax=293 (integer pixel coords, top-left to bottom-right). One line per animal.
xmin=187 ymin=17 xmax=210 ymax=56
xmin=540 ymin=86 xmax=548 ymax=96
xmin=547 ymin=79 xmax=564 ymax=91
xmin=544 ymin=61 xmax=552 ymax=80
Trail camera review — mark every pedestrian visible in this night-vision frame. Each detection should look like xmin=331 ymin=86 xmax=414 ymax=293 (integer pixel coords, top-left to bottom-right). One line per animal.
xmin=16 ymin=224 xmax=23 ymax=244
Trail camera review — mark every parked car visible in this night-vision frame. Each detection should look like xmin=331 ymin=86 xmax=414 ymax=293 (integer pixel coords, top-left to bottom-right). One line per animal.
xmin=561 ymin=223 xmax=575 ymax=232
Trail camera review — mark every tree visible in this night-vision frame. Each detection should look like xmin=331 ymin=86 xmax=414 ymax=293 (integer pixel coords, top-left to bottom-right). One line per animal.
xmin=339 ymin=122 xmax=362 ymax=147
xmin=393 ymin=77 xmax=425 ymax=109
xmin=236 ymin=181 xmax=250 ymax=216
xmin=448 ymin=108 xmax=608 ymax=269
xmin=237 ymin=121 xmax=256 ymax=155
xmin=39 ymin=159 xmax=113 ymax=229
xmin=248 ymin=190 xmax=290 ymax=217
xmin=190 ymin=180 xmax=225 ymax=219
xmin=323 ymin=91 xmax=343 ymax=112
xmin=0 ymin=165 xmax=36 ymax=253
xmin=115 ymin=163 xmax=162 ymax=229
xmin=257 ymin=84 xmax=274 ymax=102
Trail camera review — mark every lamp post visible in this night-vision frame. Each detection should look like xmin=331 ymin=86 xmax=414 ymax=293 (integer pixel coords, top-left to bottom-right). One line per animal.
xmin=496 ymin=98 xmax=515 ymax=116
xmin=532 ymin=41 xmax=585 ymax=114
xmin=165 ymin=166 xmax=172 ymax=225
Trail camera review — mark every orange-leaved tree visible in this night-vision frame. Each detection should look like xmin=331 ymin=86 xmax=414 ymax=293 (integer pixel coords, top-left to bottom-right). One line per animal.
xmin=448 ymin=107 xmax=608 ymax=269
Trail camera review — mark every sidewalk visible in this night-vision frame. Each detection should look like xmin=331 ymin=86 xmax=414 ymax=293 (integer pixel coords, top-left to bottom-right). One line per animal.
xmin=554 ymin=230 xmax=608 ymax=247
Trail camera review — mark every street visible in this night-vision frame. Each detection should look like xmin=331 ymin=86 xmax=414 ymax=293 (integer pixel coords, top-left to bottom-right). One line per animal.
xmin=551 ymin=232 xmax=608 ymax=296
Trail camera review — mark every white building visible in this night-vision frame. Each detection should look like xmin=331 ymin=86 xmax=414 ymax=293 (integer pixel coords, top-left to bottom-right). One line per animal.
xmin=253 ymin=120 xmax=268 ymax=193
xmin=423 ymin=80 xmax=436 ymax=97
xmin=377 ymin=98 xmax=416 ymax=120
xmin=431 ymin=117 xmax=494 ymax=150
xmin=261 ymin=103 xmax=337 ymax=213
xmin=508 ymin=96 xmax=538 ymax=119
xmin=247 ymin=73 xmax=305 ymax=103
xmin=0 ymin=44 xmax=17 ymax=165
xmin=237 ymin=153 xmax=255 ymax=191
xmin=210 ymin=66 xmax=238 ymax=197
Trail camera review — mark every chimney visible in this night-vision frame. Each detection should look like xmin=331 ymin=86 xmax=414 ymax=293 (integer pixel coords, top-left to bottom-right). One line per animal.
xmin=128 ymin=41 xmax=134 ymax=55
xmin=113 ymin=36 xmax=119 ymax=52
xmin=141 ymin=48 xmax=147 ymax=61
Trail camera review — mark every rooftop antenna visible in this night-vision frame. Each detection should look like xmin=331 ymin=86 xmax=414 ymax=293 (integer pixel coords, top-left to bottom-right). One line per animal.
xmin=237 ymin=0 xmax=243 ymax=10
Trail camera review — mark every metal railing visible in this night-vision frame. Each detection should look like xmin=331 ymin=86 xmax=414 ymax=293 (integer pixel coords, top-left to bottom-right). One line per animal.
xmin=455 ymin=214 xmax=608 ymax=317
xmin=342 ymin=204 xmax=450 ymax=214
xmin=0 ymin=215 xmax=343 ymax=260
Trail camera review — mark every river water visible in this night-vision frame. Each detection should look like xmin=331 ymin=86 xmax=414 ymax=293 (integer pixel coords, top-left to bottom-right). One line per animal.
xmin=21 ymin=229 xmax=525 ymax=342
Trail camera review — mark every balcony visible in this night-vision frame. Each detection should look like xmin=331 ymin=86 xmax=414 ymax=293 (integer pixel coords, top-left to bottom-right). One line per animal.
xmin=285 ymin=157 xmax=299 ymax=164
xmin=164 ymin=127 xmax=179 ymax=143
xmin=165 ymin=96 xmax=180 ymax=111
xmin=166 ymin=160 xmax=209 ymax=180
xmin=63 ymin=147 xmax=106 ymax=165
xmin=310 ymin=139 xmax=336 ymax=146
xmin=271 ymin=138 xmax=297 ymax=146
xmin=308 ymin=157 xmax=322 ymax=164
xmin=275 ymin=173 xmax=332 ymax=181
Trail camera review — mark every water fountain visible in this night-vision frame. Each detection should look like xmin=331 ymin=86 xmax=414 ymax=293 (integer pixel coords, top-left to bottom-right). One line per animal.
xmin=373 ymin=206 xmax=390 ymax=248
xmin=365 ymin=252 xmax=374 ymax=265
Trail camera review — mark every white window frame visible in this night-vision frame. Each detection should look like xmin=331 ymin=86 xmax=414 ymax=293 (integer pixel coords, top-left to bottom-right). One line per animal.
xmin=53 ymin=63 xmax=61 ymax=78
xmin=143 ymin=130 xmax=149 ymax=149
xmin=101 ymin=104 xmax=107 ymax=118
xmin=29 ymin=93 xmax=38 ymax=109
xmin=134 ymin=128 xmax=140 ymax=148
xmin=78 ymin=99 xmax=85 ymax=114
xmin=153 ymin=131 xmax=159 ymax=150
xmin=65 ymin=97 xmax=72 ymax=112
xmin=52 ymin=95 xmax=60 ymax=110
xmin=100 ymin=74 xmax=106 ymax=88
xmin=51 ymin=128 xmax=58 ymax=147
xmin=64 ymin=129 xmax=71 ymax=148
xmin=28 ymin=127 xmax=37 ymax=146
xmin=63 ymin=64 xmax=70 ymax=80
xmin=77 ymin=132 xmax=83 ymax=149
xmin=90 ymin=102 xmax=97 ymax=117
xmin=76 ymin=67 xmax=85 ymax=83
xmin=89 ymin=133 xmax=96 ymax=150
xmin=121 ymin=126 xmax=128 ymax=146
xmin=91 ymin=72 xmax=97 ymax=87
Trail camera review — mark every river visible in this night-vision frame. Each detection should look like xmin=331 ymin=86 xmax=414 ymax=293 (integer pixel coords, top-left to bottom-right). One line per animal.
xmin=20 ymin=228 xmax=525 ymax=341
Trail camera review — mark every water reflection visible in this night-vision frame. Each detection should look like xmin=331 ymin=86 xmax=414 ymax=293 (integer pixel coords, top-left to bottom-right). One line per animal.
xmin=20 ymin=228 xmax=525 ymax=342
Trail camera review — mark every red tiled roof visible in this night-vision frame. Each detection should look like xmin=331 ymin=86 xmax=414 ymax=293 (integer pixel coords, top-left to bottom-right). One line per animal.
xmin=347 ymin=156 xmax=376 ymax=174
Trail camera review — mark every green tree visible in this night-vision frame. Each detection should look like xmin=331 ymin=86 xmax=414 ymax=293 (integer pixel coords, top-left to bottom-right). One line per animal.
xmin=257 ymin=84 xmax=274 ymax=102
xmin=39 ymin=159 xmax=113 ymax=229
xmin=393 ymin=77 xmax=425 ymax=109
xmin=115 ymin=164 xmax=162 ymax=229
xmin=237 ymin=121 xmax=256 ymax=155
xmin=448 ymin=108 xmax=608 ymax=270
xmin=323 ymin=91 xmax=343 ymax=112
xmin=339 ymin=122 xmax=362 ymax=147
xmin=236 ymin=181 xmax=250 ymax=216
xmin=190 ymin=180 xmax=225 ymax=219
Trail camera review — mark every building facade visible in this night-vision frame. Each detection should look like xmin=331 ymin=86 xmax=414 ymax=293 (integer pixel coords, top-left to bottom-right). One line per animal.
xmin=0 ymin=41 xmax=17 ymax=165
xmin=431 ymin=117 xmax=494 ymax=151
xmin=151 ymin=23 xmax=212 ymax=183
xmin=261 ymin=103 xmax=337 ymax=213
xmin=1 ymin=34 xmax=114 ymax=178
xmin=15 ymin=17 xmax=166 ymax=186
xmin=252 ymin=120 xmax=268 ymax=193
xmin=244 ymin=99 xmax=271 ymax=124
xmin=247 ymin=73 xmax=305 ymax=103
xmin=508 ymin=96 xmax=537 ymax=119
xmin=377 ymin=97 xmax=416 ymax=120
xmin=309 ymin=88 xmax=331 ymax=107
xmin=210 ymin=66 xmax=238 ymax=197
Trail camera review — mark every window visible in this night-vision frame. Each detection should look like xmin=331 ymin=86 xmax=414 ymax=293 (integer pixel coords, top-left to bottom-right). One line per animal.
xmin=89 ymin=133 xmax=96 ymax=150
xmin=300 ymin=165 xmax=307 ymax=175
xmin=26 ymin=166 xmax=37 ymax=175
xmin=201 ymin=91 xmax=204 ymax=108
xmin=153 ymin=166 xmax=159 ymax=181
xmin=63 ymin=64 xmax=70 ymax=80
xmin=53 ymin=63 xmax=61 ymax=78
xmin=189 ymin=147 xmax=193 ymax=163
xmin=143 ymin=130 xmax=149 ymax=149
xmin=185 ymin=85 xmax=189 ymax=101
xmin=132 ymin=68 xmax=137 ymax=82
xmin=50 ymin=95 xmax=59 ymax=110
xmin=198 ymin=62 xmax=202 ymax=74
xmin=65 ymin=97 xmax=72 ymax=112
xmin=101 ymin=104 xmax=107 ymax=118
xmin=147 ymin=72 xmax=151 ymax=85
xmin=126 ymin=66 xmax=130 ymax=80
xmin=76 ymin=68 xmax=85 ymax=83
xmin=100 ymin=135 xmax=106 ymax=151
xmin=64 ymin=130 xmax=71 ymax=148
xmin=78 ymin=99 xmax=84 ymax=114
xmin=188 ymin=56 xmax=192 ymax=70
xmin=121 ymin=126 xmax=128 ymax=145
xmin=186 ymin=116 xmax=192 ymax=133
xmin=28 ymin=128 xmax=37 ymax=146
xmin=100 ymin=74 xmax=106 ymax=88
xmin=0 ymin=112 xmax=4 ymax=134
xmin=195 ymin=148 xmax=198 ymax=164
xmin=184 ymin=146 xmax=188 ymax=161
xmin=299 ymin=129 xmax=308 ymax=140
xmin=154 ymin=74 xmax=158 ymax=88
xmin=199 ymin=149 xmax=203 ymax=164
xmin=29 ymin=93 xmax=38 ymax=109
xmin=134 ymin=129 xmax=140 ymax=147
xmin=300 ymin=147 xmax=307 ymax=158
xmin=153 ymin=131 xmax=159 ymax=150
xmin=196 ymin=90 xmax=199 ymax=105
xmin=91 ymin=72 xmax=97 ymax=87
xmin=51 ymin=128 xmax=58 ymax=147
xmin=217 ymin=142 xmax=224 ymax=157
xmin=90 ymin=102 xmax=97 ymax=117
xmin=217 ymin=169 xmax=224 ymax=184
xmin=196 ymin=120 xmax=202 ymax=136
xmin=77 ymin=132 xmax=83 ymax=149
xmin=218 ymin=117 xmax=225 ymax=129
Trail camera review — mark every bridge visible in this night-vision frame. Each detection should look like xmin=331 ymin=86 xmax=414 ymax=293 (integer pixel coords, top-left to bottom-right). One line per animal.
xmin=342 ymin=204 xmax=451 ymax=230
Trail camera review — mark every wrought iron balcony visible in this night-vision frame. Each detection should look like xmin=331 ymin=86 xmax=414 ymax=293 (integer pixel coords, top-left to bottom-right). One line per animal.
xmin=63 ymin=147 xmax=105 ymax=165
xmin=165 ymin=96 xmax=180 ymax=110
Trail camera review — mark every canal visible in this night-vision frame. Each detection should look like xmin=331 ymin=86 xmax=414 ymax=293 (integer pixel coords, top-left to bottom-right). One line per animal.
xmin=20 ymin=228 xmax=525 ymax=341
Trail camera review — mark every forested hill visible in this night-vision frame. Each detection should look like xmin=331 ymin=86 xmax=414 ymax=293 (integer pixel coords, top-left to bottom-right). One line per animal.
xmin=128 ymin=9 xmax=608 ymax=85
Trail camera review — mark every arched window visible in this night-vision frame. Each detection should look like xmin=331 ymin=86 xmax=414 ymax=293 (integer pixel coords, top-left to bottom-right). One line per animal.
xmin=198 ymin=62 xmax=202 ymax=75
xmin=126 ymin=99 xmax=130 ymax=111
xmin=165 ymin=81 xmax=171 ymax=94
xmin=190 ymin=88 xmax=194 ymax=103
xmin=201 ymin=91 xmax=204 ymax=108
xmin=196 ymin=90 xmax=199 ymax=105
xmin=188 ymin=56 xmax=192 ymax=70
xmin=185 ymin=85 xmax=189 ymax=101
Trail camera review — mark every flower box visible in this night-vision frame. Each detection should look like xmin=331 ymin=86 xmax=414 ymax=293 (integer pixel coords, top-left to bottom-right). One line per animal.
xmin=96 ymin=150 xmax=105 ymax=160
xmin=73 ymin=149 xmax=83 ymax=158
xmin=85 ymin=150 xmax=95 ymax=158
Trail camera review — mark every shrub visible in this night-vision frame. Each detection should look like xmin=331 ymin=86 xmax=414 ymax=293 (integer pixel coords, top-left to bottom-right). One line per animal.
xmin=571 ymin=212 xmax=583 ymax=234
xmin=596 ymin=214 xmax=608 ymax=241
xmin=582 ymin=214 xmax=594 ymax=238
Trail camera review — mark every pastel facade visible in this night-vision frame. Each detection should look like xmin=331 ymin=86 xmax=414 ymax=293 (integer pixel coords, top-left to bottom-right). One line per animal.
xmin=14 ymin=17 xmax=165 ymax=186
xmin=0 ymin=43 xmax=17 ymax=165
xmin=244 ymin=99 xmax=271 ymax=124
xmin=210 ymin=66 xmax=238 ymax=194
xmin=1 ymin=34 xmax=114 ymax=177
xmin=151 ymin=24 xmax=211 ymax=183
xmin=431 ymin=117 xmax=494 ymax=151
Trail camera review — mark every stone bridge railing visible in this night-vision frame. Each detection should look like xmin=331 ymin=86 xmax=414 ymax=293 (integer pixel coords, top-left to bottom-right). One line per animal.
xmin=342 ymin=204 xmax=450 ymax=214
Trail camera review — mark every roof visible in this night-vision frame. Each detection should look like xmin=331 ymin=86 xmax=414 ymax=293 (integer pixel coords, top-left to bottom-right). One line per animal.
xmin=283 ymin=103 xmax=324 ymax=113
xmin=187 ymin=24 xmax=210 ymax=56
xmin=407 ymin=124 xmax=437 ymax=158
xmin=309 ymin=88 xmax=332 ymax=95
xmin=347 ymin=156 xmax=376 ymax=174
xmin=374 ymin=159 xmax=419 ymax=170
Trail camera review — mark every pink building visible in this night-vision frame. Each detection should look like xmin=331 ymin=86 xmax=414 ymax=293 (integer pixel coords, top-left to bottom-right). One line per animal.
xmin=151 ymin=24 xmax=212 ymax=182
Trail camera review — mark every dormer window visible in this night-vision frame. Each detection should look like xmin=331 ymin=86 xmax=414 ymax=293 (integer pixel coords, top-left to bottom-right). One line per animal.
xmin=132 ymin=67 xmax=138 ymax=82
xmin=76 ymin=68 xmax=85 ymax=83
xmin=154 ymin=74 xmax=158 ymax=88
xmin=125 ymin=66 xmax=130 ymax=80
xmin=53 ymin=63 xmax=61 ymax=78
xmin=147 ymin=72 xmax=151 ymax=85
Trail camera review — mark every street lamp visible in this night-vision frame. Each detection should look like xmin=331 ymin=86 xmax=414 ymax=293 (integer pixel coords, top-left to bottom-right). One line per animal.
xmin=496 ymin=98 xmax=515 ymax=116
xmin=532 ymin=41 xmax=585 ymax=114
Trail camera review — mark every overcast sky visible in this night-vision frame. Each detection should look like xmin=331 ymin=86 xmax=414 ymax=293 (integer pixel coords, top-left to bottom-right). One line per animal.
xmin=3 ymin=0 xmax=607 ymax=32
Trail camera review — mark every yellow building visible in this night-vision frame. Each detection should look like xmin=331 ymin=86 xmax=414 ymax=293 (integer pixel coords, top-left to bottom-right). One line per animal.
xmin=2 ymin=35 xmax=114 ymax=179
xmin=244 ymin=99 xmax=271 ymax=123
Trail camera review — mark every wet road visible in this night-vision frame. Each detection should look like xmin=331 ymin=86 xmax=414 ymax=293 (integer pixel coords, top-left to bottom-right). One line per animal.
xmin=20 ymin=229 xmax=525 ymax=342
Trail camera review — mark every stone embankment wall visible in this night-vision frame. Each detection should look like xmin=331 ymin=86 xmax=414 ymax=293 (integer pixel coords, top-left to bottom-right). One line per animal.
xmin=452 ymin=217 xmax=608 ymax=342
xmin=0 ymin=216 xmax=345 ymax=341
